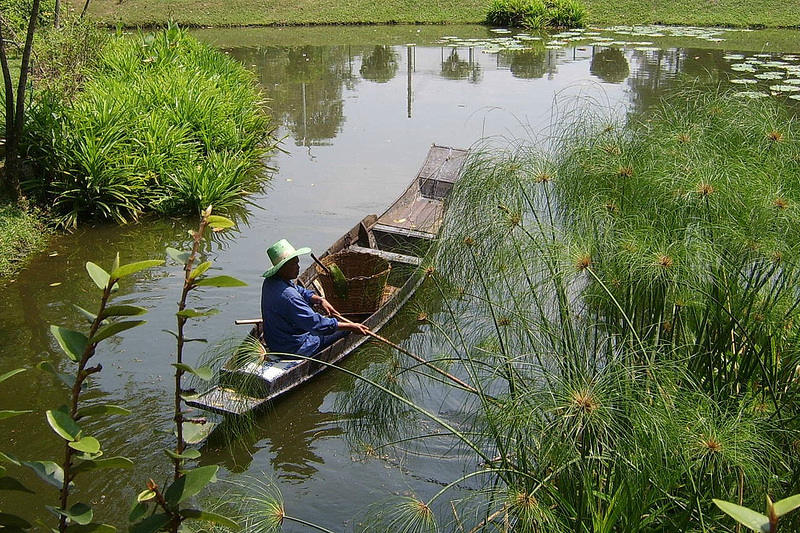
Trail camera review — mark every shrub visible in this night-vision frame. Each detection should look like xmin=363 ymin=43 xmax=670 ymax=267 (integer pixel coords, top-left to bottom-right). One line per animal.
xmin=24 ymin=24 xmax=276 ymax=227
xmin=486 ymin=0 xmax=586 ymax=28
xmin=486 ymin=0 xmax=541 ymax=27
xmin=486 ymin=0 xmax=587 ymax=29
xmin=0 ymin=0 xmax=55 ymax=35
xmin=33 ymin=15 xmax=109 ymax=101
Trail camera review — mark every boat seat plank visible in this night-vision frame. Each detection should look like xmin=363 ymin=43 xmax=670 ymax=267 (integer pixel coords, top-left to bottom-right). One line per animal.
xmin=347 ymin=245 xmax=423 ymax=266
xmin=371 ymin=223 xmax=435 ymax=241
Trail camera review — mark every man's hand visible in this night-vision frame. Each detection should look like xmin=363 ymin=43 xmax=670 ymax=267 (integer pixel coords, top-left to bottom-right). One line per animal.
xmin=312 ymin=295 xmax=338 ymax=316
xmin=340 ymin=321 xmax=370 ymax=336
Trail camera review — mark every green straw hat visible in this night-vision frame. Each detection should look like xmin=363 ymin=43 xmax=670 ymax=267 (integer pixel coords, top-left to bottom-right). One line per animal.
xmin=262 ymin=239 xmax=311 ymax=278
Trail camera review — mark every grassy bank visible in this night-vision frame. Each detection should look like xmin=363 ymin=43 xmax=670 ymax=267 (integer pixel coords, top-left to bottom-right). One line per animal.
xmin=79 ymin=0 xmax=800 ymax=29
xmin=0 ymin=203 xmax=49 ymax=278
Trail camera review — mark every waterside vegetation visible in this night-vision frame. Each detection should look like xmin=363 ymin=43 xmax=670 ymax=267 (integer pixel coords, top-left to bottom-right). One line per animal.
xmin=23 ymin=24 xmax=275 ymax=228
xmin=313 ymin=90 xmax=800 ymax=531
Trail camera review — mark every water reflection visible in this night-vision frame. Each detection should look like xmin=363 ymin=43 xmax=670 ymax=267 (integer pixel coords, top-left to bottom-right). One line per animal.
xmin=590 ymin=47 xmax=630 ymax=83
xmin=361 ymin=45 xmax=399 ymax=83
xmin=441 ymin=48 xmax=479 ymax=81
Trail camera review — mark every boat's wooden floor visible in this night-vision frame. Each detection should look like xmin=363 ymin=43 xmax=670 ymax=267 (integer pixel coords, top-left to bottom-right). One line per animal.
xmin=378 ymin=194 xmax=444 ymax=235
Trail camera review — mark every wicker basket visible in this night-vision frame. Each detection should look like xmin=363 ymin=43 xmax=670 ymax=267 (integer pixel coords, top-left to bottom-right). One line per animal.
xmin=316 ymin=251 xmax=391 ymax=314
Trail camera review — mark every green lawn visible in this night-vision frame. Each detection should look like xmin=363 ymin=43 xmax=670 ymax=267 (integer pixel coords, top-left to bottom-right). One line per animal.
xmin=78 ymin=0 xmax=800 ymax=28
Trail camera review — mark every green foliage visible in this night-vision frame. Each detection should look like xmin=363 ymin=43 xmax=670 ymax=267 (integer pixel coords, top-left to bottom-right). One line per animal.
xmin=0 ymin=203 xmax=49 ymax=278
xmin=130 ymin=207 xmax=242 ymax=532
xmin=24 ymin=24 xmax=276 ymax=227
xmin=715 ymin=494 xmax=800 ymax=532
xmin=0 ymin=253 xmax=162 ymax=531
xmin=0 ymin=0 xmax=55 ymax=34
xmin=486 ymin=0 xmax=586 ymax=28
xmin=331 ymin=91 xmax=800 ymax=531
xmin=32 ymin=15 xmax=109 ymax=100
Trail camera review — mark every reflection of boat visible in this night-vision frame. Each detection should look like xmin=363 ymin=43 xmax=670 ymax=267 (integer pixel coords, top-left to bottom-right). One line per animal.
xmin=187 ymin=144 xmax=469 ymax=417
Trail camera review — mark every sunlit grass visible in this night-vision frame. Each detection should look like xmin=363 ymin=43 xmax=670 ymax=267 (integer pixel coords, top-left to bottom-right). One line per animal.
xmin=0 ymin=202 xmax=49 ymax=278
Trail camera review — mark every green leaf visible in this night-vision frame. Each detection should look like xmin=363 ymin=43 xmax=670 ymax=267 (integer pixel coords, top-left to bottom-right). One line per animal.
xmin=164 ymin=448 xmax=201 ymax=461
xmin=86 ymin=262 xmax=110 ymax=291
xmin=38 ymin=361 xmax=78 ymax=389
xmin=130 ymin=513 xmax=170 ymax=533
xmin=194 ymin=275 xmax=247 ymax=287
xmin=182 ymin=420 xmax=215 ymax=444
xmin=164 ymin=465 xmax=218 ymax=506
xmin=206 ymin=215 xmax=235 ymax=229
xmin=0 ymin=476 xmax=35 ymax=493
xmin=774 ymin=494 xmax=800 ymax=517
xmin=69 ymin=436 xmax=101 ymax=454
xmin=166 ymin=247 xmax=191 ymax=264
xmin=65 ymin=523 xmax=116 ymax=532
xmin=64 ymin=503 xmax=93 ymax=525
xmin=73 ymin=305 xmax=98 ymax=323
xmin=328 ymin=262 xmax=350 ymax=299
xmin=713 ymin=499 xmax=769 ymax=532
xmin=46 ymin=407 xmax=81 ymax=441
xmin=129 ymin=501 xmax=148 ymax=522
xmin=137 ymin=489 xmax=156 ymax=502
xmin=0 ymin=512 xmax=32 ymax=529
xmin=0 ymin=368 xmax=26 ymax=384
xmin=176 ymin=308 xmax=219 ymax=319
xmin=76 ymin=404 xmax=132 ymax=418
xmin=70 ymin=456 xmax=133 ymax=475
xmin=0 ymin=451 xmax=21 ymax=465
xmin=171 ymin=363 xmax=214 ymax=381
xmin=22 ymin=460 xmax=65 ymax=488
xmin=179 ymin=508 xmax=239 ymax=529
xmin=0 ymin=410 xmax=31 ymax=420
xmin=111 ymin=252 xmax=120 ymax=274
xmin=50 ymin=326 xmax=88 ymax=362
xmin=190 ymin=261 xmax=213 ymax=281
xmin=100 ymin=305 xmax=148 ymax=319
xmin=109 ymin=260 xmax=163 ymax=280
xmin=88 ymin=320 xmax=146 ymax=344
xmin=162 ymin=329 xmax=178 ymax=340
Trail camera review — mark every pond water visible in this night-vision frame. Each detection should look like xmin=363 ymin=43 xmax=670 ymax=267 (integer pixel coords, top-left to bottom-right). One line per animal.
xmin=2 ymin=23 xmax=800 ymax=529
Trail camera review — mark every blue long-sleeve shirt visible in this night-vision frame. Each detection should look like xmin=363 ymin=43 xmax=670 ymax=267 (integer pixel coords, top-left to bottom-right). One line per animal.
xmin=261 ymin=276 xmax=338 ymax=356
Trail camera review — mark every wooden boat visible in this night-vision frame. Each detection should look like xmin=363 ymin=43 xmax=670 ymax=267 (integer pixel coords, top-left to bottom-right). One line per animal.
xmin=186 ymin=144 xmax=470 ymax=417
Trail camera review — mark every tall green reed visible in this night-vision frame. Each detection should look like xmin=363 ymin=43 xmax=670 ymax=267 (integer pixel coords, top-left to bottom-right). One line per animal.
xmin=327 ymin=91 xmax=799 ymax=531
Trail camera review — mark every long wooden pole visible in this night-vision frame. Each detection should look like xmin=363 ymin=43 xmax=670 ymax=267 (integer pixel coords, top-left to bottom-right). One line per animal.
xmin=331 ymin=311 xmax=478 ymax=394
xmin=235 ymin=315 xmax=478 ymax=394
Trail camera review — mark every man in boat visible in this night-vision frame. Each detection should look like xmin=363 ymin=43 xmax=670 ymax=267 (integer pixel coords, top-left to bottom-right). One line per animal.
xmin=261 ymin=238 xmax=370 ymax=357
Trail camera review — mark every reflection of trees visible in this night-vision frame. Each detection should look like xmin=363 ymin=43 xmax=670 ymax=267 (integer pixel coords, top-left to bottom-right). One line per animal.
xmin=508 ymin=49 xmax=547 ymax=79
xmin=441 ymin=48 xmax=479 ymax=81
xmin=626 ymin=47 xmax=723 ymax=114
xmin=590 ymin=47 xmax=630 ymax=83
xmin=226 ymin=45 xmax=356 ymax=146
xmin=360 ymin=45 xmax=399 ymax=83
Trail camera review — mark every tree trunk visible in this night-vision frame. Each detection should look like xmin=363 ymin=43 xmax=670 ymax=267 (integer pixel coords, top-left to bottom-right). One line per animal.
xmin=0 ymin=0 xmax=40 ymax=202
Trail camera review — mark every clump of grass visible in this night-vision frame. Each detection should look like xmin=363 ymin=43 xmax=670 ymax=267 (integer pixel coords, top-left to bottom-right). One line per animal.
xmin=486 ymin=0 xmax=586 ymax=28
xmin=24 ymin=23 xmax=277 ymax=227
xmin=0 ymin=202 xmax=49 ymax=277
